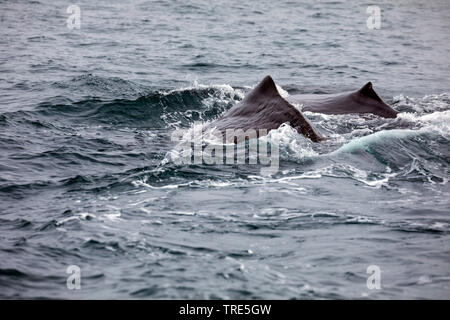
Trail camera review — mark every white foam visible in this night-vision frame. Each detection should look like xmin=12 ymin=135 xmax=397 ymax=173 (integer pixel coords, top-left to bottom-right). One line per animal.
xmin=397 ymin=110 xmax=450 ymax=137
xmin=276 ymin=84 xmax=289 ymax=98
xmin=393 ymin=92 xmax=449 ymax=113
xmin=261 ymin=123 xmax=319 ymax=161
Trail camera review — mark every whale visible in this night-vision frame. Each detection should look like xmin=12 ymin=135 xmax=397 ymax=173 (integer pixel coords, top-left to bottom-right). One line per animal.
xmin=286 ymin=82 xmax=397 ymax=118
xmin=208 ymin=76 xmax=397 ymax=143
xmin=209 ymin=75 xmax=325 ymax=142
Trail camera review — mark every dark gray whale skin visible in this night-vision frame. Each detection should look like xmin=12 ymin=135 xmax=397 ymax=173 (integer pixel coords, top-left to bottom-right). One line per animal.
xmin=209 ymin=76 xmax=324 ymax=142
xmin=286 ymin=82 xmax=398 ymax=118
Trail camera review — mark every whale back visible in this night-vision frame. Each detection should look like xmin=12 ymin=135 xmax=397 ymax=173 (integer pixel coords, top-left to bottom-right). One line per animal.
xmin=210 ymin=76 xmax=324 ymax=142
xmin=358 ymin=82 xmax=383 ymax=102
xmin=289 ymin=82 xmax=397 ymax=118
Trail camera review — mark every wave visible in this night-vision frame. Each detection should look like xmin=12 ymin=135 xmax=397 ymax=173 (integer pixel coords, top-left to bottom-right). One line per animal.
xmin=0 ymin=81 xmax=244 ymax=130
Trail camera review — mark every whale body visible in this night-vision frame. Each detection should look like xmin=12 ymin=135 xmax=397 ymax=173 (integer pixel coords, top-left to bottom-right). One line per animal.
xmin=209 ymin=76 xmax=324 ymax=142
xmin=286 ymin=82 xmax=397 ymax=118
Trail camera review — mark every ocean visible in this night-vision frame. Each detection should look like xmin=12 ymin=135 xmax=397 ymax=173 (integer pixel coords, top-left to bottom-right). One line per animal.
xmin=0 ymin=0 xmax=449 ymax=299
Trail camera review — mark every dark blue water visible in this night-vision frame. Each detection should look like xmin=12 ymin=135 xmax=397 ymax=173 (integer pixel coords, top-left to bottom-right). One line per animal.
xmin=0 ymin=0 xmax=449 ymax=299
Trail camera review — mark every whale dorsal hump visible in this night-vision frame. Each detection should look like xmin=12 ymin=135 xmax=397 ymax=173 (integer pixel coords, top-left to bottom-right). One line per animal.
xmin=211 ymin=75 xmax=325 ymax=142
xmin=244 ymin=75 xmax=280 ymax=101
xmin=358 ymin=81 xmax=383 ymax=102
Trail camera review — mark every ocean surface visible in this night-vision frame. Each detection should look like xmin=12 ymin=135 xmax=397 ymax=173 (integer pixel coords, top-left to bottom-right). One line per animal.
xmin=0 ymin=0 xmax=449 ymax=299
